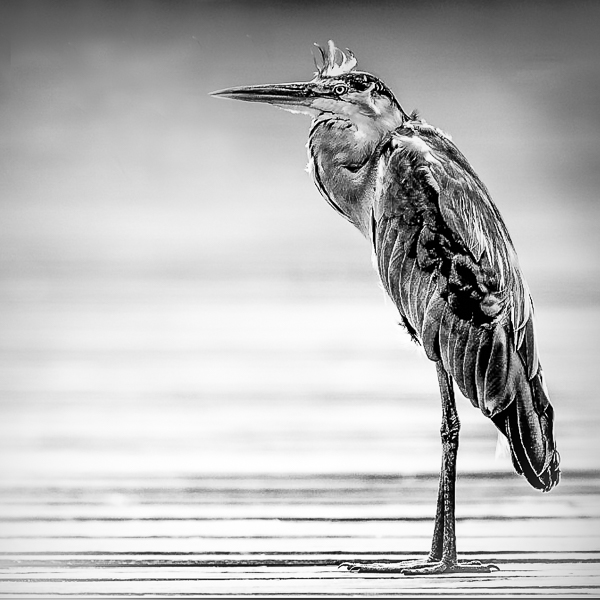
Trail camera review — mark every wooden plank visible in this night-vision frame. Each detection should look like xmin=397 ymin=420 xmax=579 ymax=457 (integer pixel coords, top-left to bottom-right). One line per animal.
xmin=0 ymin=516 xmax=597 ymax=540
xmin=0 ymin=472 xmax=599 ymax=596
xmin=0 ymin=564 xmax=599 ymax=598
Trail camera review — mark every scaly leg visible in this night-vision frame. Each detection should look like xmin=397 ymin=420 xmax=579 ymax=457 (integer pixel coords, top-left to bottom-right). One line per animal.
xmin=340 ymin=362 xmax=498 ymax=575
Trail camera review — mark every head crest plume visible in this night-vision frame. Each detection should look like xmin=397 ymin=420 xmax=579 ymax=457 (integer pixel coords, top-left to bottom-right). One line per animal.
xmin=314 ymin=40 xmax=357 ymax=77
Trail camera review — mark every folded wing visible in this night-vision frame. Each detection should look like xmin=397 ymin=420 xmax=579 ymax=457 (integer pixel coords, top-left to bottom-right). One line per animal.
xmin=372 ymin=123 xmax=559 ymax=491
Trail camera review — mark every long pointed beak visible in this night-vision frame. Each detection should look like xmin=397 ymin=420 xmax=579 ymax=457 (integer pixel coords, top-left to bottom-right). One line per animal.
xmin=210 ymin=82 xmax=315 ymax=108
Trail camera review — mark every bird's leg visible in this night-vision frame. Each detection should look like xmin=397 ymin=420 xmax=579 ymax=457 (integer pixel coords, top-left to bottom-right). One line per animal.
xmin=339 ymin=362 xmax=498 ymax=575
xmin=401 ymin=362 xmax=498 ymax=575
xmin=427 ymin=459 xmax=446 ymax=561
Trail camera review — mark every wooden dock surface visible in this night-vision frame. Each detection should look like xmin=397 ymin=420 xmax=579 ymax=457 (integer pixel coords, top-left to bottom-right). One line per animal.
xmin=1 ymin=279 xmax=599 ymax=597
xmin=1 ymin=472 xmax=600 ymax=597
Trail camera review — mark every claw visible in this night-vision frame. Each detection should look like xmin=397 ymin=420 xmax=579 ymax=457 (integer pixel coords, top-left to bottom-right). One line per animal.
xmin=403 ymin=560 xmax=500 ymax=576
xmin=339 ymin=562 xmax=367 ymax=572
xmin=338 ymin=561 xmax=407 ymax=573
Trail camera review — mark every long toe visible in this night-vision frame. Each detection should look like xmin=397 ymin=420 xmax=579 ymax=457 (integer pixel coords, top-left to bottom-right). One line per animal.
xmin=339 ymin=561 xmax=413 ymax=573
xmin=403 ymin=560 xmax=500 ymax=576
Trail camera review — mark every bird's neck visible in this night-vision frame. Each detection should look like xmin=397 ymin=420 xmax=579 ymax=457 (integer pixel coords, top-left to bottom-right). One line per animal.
xmin=308 ymin=113 xmax=401 ymax=236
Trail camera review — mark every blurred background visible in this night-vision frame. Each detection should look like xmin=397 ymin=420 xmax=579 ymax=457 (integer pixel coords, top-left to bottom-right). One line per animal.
xmin=1 ymin=0 xmax=599 ymax=490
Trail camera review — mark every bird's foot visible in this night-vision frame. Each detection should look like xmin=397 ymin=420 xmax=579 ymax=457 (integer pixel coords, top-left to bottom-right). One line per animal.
xmin=339 ymin=558 xmax=499 ymax=575
xmin=401 ymin=559 xmax=499 ymax=575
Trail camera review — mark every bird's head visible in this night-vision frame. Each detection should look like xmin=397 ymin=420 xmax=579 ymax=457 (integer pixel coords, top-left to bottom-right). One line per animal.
xmin=211 ymin=41 xmax=407 ymax=135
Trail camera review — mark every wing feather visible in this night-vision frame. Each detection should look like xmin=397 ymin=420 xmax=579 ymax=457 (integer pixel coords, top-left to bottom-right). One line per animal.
xmin=376 ymin=218 xmax=398 ymax=296
xmin=371 ymin=123 xmax=558 ymax=491
xmin=450 ymin=317 xmax=469 ymax=395
xmin=460 ymin=324 xmax=479 ymax=401
xmin=396 ymin=237 xmax=416 ymax=325
xmin=406 ymin=258 xmax=420 ymax=329
xmin=384 ymin=230 xmax=405 ymax=308
xmin=389 ymin=128 xmax=534 ymax=351
xmin=414 ymin=268 xmax=436 ymax=333
xmin=422 ymin=292 xmax=446 ymax=362
xmin=438 ymin=304 xmax=454 ymax=369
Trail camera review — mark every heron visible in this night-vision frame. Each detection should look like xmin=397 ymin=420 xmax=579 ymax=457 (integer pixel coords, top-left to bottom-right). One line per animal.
xmin=211 ymin=41 xmax=559 ymax=575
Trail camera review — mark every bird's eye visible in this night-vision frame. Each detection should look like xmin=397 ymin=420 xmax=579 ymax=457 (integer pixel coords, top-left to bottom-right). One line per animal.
xmin=333 ymin=84 xmax=347 ymax=96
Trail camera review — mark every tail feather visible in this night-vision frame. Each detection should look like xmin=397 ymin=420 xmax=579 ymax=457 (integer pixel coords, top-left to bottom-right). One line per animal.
xmin=492 ymin=370 xmax=560 ymax=492
xmin=411 ymin=262 xmax=559 ymax=493
xmin=426 ymin=298 xmax=561 ymax=492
